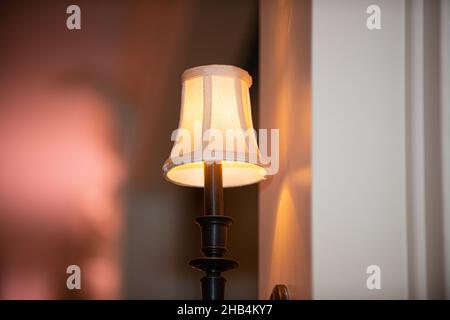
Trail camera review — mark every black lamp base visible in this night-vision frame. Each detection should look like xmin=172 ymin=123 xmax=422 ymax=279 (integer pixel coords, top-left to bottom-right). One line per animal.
xmin=189 ymin=257 xmax=238 ymax=300
xmin=189 ymin=214 xmax=238 ymax=300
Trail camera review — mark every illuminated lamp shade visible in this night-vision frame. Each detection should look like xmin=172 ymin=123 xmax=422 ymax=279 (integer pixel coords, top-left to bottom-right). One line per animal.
xmin=163 ymin=65 xmax=267 ymax=187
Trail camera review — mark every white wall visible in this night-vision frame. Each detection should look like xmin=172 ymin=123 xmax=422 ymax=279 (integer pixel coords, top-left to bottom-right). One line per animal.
xmin=440 ymin=0 xmax=450 ymax=300
xmin=312 ymin=0 xmax=408 ymax=299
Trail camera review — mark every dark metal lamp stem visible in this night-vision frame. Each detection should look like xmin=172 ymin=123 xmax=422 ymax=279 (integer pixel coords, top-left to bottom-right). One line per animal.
xmin=189 ymin=161 xmax=238 ymax=300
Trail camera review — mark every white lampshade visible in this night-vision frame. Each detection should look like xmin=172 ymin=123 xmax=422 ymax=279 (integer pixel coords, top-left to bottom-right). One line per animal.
xmin=163 ymin=65 xmax=267 ymax=187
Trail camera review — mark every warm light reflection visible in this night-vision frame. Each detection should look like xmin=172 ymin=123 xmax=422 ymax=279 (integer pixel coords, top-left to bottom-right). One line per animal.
xmin=268 ymin=167 xmax=311 ymax=299
xmin=259 ymin=0 xmax=311 ymax=300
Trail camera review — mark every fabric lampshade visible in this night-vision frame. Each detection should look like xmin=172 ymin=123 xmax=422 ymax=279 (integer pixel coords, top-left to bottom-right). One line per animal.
xmin=163 ymin=65 xmax=267 ymax=187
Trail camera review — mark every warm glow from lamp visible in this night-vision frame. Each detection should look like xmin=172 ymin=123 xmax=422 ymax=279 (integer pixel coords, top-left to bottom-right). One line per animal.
xmin=163 ymin=65 xmax=267 ymax=187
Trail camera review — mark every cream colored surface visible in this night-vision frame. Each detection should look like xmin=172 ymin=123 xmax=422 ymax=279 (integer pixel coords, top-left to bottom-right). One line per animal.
xmin=312 ymin=0 xmax=408 ymax=299
xmin=166 ymin=161 xmax=266 ymax=188
xmin=163 ymin=64 xmax=266 ymax=187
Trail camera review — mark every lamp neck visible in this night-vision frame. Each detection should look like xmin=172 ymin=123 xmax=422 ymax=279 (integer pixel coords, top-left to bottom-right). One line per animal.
xmin=204 ymin=161 xmax=224 ymax=215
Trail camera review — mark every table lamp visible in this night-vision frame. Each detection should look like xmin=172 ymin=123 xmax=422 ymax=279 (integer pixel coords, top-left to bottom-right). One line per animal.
xmin=163 ymin=65 xmax=268 ymax=300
